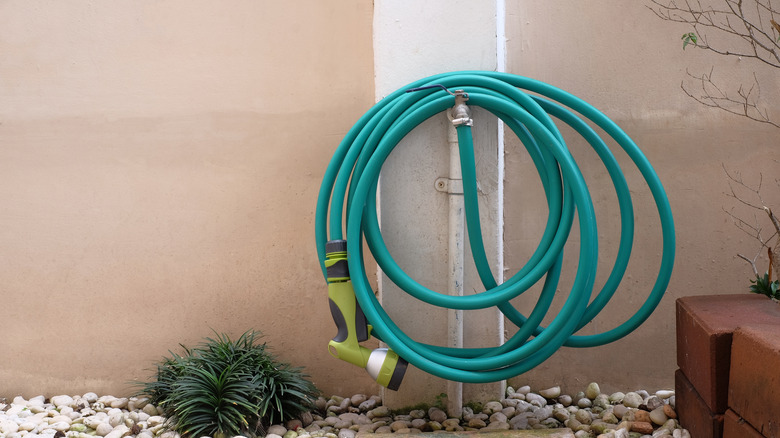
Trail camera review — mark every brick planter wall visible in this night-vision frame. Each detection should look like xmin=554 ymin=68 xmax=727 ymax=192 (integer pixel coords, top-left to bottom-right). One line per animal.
xmin=675 ymin=294 xmax=780 ymax=438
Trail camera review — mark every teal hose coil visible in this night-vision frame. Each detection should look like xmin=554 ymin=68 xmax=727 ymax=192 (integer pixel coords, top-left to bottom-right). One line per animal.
xmin=316 ymin=71 xmax=675 ymax=385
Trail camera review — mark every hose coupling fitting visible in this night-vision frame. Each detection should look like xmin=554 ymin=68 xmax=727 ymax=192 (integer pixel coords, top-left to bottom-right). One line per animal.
xmin=449 ymin=90 xmax=473 ymax=127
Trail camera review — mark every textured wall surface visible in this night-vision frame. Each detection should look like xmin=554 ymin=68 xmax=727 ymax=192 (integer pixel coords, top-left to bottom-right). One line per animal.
xmin=0 ymin=1 xmax=376 ymax=398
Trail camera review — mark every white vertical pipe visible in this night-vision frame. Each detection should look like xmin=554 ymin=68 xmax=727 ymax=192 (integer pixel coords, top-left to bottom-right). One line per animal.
xmin=446 ymin=123 xmax=464 ymax=418
xmin=495 ymin=0 xmax=507 ymax=398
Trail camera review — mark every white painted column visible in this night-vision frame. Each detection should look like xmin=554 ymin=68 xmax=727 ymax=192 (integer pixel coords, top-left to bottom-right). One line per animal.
xmin=373 ymin=0 xmax=506 ymax=408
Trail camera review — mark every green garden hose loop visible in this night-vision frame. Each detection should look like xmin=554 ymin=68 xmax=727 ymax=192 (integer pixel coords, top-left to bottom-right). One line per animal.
xmin=316 ymin=71 xmax=675 ymax=386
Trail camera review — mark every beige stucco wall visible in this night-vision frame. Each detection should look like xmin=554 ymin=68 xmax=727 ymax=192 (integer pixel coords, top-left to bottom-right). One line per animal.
xmin=2 ymin=0 xmax=778 ymax=404
xmin=503 ymin=1 xmax=779 ymax=395
xmin=0 ymin=1 xmax=377 ymax=398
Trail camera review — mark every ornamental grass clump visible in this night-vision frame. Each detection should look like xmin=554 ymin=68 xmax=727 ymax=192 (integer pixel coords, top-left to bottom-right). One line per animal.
xmin=137 ymin=330 xmax=319 ymax=438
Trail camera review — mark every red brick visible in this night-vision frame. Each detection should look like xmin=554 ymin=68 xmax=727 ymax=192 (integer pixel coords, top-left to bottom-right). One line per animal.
xmin=676 ymin=294 xmax=780 ymax=413
xmin=723 ymin=409 xmax=763 ymax=438
xmin=728 ymin=324 xmax=780 ymax=438
xmin=675 ymin=369 xmax=723 ymax=438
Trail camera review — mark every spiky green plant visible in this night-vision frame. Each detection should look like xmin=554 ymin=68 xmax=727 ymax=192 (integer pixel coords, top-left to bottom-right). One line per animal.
xmin=137 ymin=330 xmax=319 ymax=438
xmin=750 ymin=272 xmax=780 ymax=300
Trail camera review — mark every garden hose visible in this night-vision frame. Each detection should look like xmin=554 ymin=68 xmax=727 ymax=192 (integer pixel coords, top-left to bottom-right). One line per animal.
xmin=315 ymin=71 xmax=675 ymax=389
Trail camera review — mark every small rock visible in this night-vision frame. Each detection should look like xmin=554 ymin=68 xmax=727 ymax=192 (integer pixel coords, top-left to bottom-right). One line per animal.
xmin=486 ymin=420 xmax=510 ymax=430
xmin=625 ymin=408 xmax=651 ymax=423
xmin=525 ymin=393 xmax=546 ymax=407
xmin=467 ymin=418 xmax=486 ymax=428
xmin=601 ymin=411 xmax=619 ymax=424
xmin=590 ymin=420 xmax=614 ymax=435
xmin=357 ymin=398 xmax=377 ymax=412
xmin=422 ymin=421 xmax=442 ymax=432
xmin=509 ymin=413 xmax=529 ymax=430
xmin=390 ymin=420 xmax=410 ymax=432
xmin=147 ymin=416 xmax=165 ymax=427
xmin=613 ymin=429 xmax=630 ymax=438
xmin=622 ymin=392 xmax=643 ymax=408
xmin=577 ymin=398 xmax=592 ymax=409
xmin=661 ymin=418 xmax=679 ymax=431
xmin=585 ymin=382 xmax=601 ymax=400
xmin=593 ymin=394 xmax=610 ymax=410
xmin=605 ymin=392 xmax=624 ymax=405
xmin=49 ymin=421 xmax=71 ymax=432
xmin=95 ymin=423 xmax=113 ymax=437
xmin=646 ymin=396 xmax=664 ymax=411
xmin=409 ymin=409 xmax=426 ymax=419
xmin=0 ymin=421 xmax=19 ymax=435
xmin=18 ymin=421 xmax=37 ymax=432
xmin=650 ymin=407 xmax=668 ymax=426
xmin=516 ymin=385 xmax=531 ymax=395
xmin=558 ymin=394 xmax=572 ymax=407
xmin=428 ymin=407 xmax=447 ymax=423
xmin=142 ymin=404 xmax=158 ymax=417
xmin=287 ymin=418 xmax=304 ymax=430
xmin=612 ymin=404 xmax=628 ymax=419
xmin=515 ymin=400 xmax=533 ymax=412
xmin=441 ymin=418 xmax=460 ymax=430
xmin=574 ymin=409 xmax=592 ymax=425
xmin=483 ymin=401 xmax=503 ymax=414
xmin=553 ymin=407 xmax=570 ymax=422
xmin=350 ymin=394 xmax=366 ymax=407
xmin=108 ymin=413 xmax=124 ymax=428
xmin=656 ymin=390 xmax=674 ymax=400
xmin=338 ymin=429 xmax=356 ymax=438
xmin=51 ymin=395 xmax=74 ymax=408
xmin=534 ymin=405 xmax=553 ymax=422
xmin=629 ymin=421 xmax=654 ymax=435
xmin=104 ymin=425 xmax=130 ymax=438
xmin=663 ymin=404 xmax=677 ymax=419
xmin=564 ymin=418 xmax=582 ymax=430
xmin=490 ymin=411 xmax=508 ymax=423
xmin=110 ymin=398 xmax=128 ymax=409
xmin=367 ymin=406 xmax=390 ymax=419
xmin=338 ymin=412 xmax=360 ymax=424
xmin=300 ymin=411 xmax=314 ymax=427
xmin=501 ymin=398 xmax=519 ymax=408
xmin=539 ymin=386 xmax=561 ymax=399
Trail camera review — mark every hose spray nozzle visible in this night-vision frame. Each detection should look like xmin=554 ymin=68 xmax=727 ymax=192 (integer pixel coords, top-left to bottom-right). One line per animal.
xmin=325 ymin=240 xmax=408 ymax=390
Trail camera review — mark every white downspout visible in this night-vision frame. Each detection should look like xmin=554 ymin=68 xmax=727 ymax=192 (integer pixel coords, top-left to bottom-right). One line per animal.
xmin=445 ymin=122 xmax=465 ymax=418
xmin=495 ymin=0 xmax=507 ymax=398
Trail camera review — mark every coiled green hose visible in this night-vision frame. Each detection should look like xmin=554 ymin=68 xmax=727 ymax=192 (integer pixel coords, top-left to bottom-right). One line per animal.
xmin=316 ymin=71 xmax=675 ymax=383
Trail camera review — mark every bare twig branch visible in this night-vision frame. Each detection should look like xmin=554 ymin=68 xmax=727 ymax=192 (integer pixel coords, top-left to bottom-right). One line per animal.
xmin=737 ymin=252 xmax=761 ymax=275
xmin=682 ymin=69 xmax=780 ymax=128
xmin=649 ymin=0 xmax=780 ymax=67
xmin=649 ymin=0 xmax=780 ymax=127
xmin=722 ymin=164 xmax=780 ymax=277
